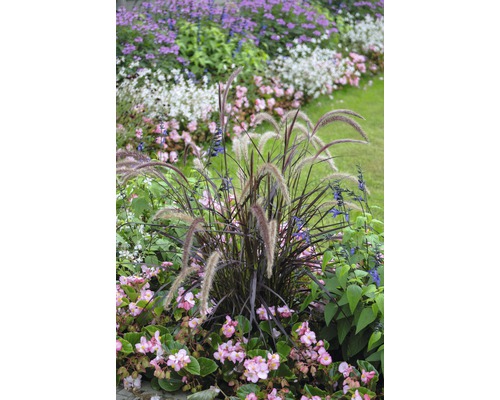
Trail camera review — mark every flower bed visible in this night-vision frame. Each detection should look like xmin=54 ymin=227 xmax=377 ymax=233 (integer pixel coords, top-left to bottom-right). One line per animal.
xmin=116 ymin=69 xmax=384 ymax=398
xmin=116 ymin=0 xmax=384 ymax=163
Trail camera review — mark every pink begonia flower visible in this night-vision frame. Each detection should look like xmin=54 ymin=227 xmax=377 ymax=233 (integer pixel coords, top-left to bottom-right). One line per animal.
xmin=319 ymin=351 xmax=332 ymax=366
xmin=234 ymin=98 xmax=243 ymax=108
xmin=274 ymin=87 xmax=284 ymax=97
xmin=187 ymin=121 xmax=197 ymax=132
xmin=181 ymin=131 xmax=192 ymax=145
xmin=139 ymin=289 xmax=154 ymax=302
xmin=135 ymin=128 xmax=143 ymax=138
xmin=352 ymin=390 xmax=363 ymax=400
xmin=170 ymin=120 xmax=180 ymax=130
xmin=117 ymin=124 xmax=125 ymax=131
xmin=128 ymin=302 xmax=143 ymax=317
xmin=291 ymin=100 xmax=301 ymax=108
xmin=267 ymin=388 xmax=282 ymax=400
xmin=177 ymin=291 xmax=195 ymax=310
xmin=116 ymin=287 xmax=126 ymax=307
xmin=254 ymin=75 xmax=263 ymax=87
xmin=116 ymin=339 xmax=122 ymax=352
xmin=169 ymin=130 xmax=181 ymax=142
xmin=357 ymin=63 xmax=366 ymax=73
xmin=161 ymin=261 xmax=173 ymax=268
xmin=169 ymin=151 xmax=178 ymax=163
xmin=339 ymin=362 xmax=353 ymax=377
xmin=343 ymin=377 xmax=360 ymax=394
xmin=337 ymin=76 xmax=347 ymax=85
xmin=188 ymin=317 xmax=203 ymax=329
xmin=243 ymin=356 xmax=270 ymax=383
xmin=157 ymin=151 xmax=169 ymax=162
xmin=136 ymin=336 xmax=152 ymax=354
xmin=267 ymin=98 xmax=276 ymax=110
xmin=149 ymin=331 xmax=163 ymax=355
xmin=364 ymin=395 xmax=371 ymax=400
xmin=208 ymin=121 xmax=217 ymax=133
xmin=256 ymin=305 xmax=276 ymax=320
xmin=214 ymin=340 xmax=246 ymax=364
xmin=255 ymin=98 xmax=266 ymax=112
xmin=349 ymin=76 xmax=360 ymax=87
xmin=277 ymin=305 xmax=294 ymax=318
xmin=274 ymin=107 xmax=284 ymax=116
xmin=167 ymin=349 xmax=191 ymax=371
xmin=245 ymin=394 xmax=258 ymax=400
xmin=222 ymin=316 xmax=238 ymax=338
xmin=294 ymin=91 xmax=303 ymax=100
xmin=301 ymin=397 xmax=321 ymax=400
xmin=123 ymin=375 xmax=142 ymax=390
xmin=267 ymin=353 xmax=280 ymax=370
xmin=361 ymin=369 xmax=376 ymax=384
xmin=296 ymin=321 xmax=310 ymax=336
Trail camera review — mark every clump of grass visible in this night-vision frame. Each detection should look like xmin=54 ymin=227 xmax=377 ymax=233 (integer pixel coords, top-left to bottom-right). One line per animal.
xmin=116 ymin=69 xmax=373 ymax=334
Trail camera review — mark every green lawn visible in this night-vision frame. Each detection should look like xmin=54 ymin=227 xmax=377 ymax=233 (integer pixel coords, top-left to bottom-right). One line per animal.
xmin=301 ymin=75 xmax=384 ymax=220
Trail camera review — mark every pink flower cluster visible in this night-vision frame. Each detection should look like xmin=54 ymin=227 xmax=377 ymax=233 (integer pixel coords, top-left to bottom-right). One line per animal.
xmin=167 ymin=349 xmax=191 ymax=371
xmin=339 ymin=362 xmax=375 ymax=397
xmin=135 ymin=331 xmax=163 ymax=356
xmin=222 ymin=316 xmax=239 ymax=338
xmin=213 ymin=340 xmax=246 ymax=364
xmin=256 ymin=304 xmax=295 ymax=320
xmin=243 ymin=353 xmax=280 ymax=383
xmin=176 ymin=288 xmax=196 ymax=311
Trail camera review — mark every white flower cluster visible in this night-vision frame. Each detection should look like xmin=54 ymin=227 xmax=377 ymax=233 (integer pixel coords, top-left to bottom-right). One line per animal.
xmin=266 ymin=44 xmax=356 ymax=99
xmin=344 ymin=15 xmax=384 ymax=54
xmin=116 ymin=67 xmax=219 ymax=122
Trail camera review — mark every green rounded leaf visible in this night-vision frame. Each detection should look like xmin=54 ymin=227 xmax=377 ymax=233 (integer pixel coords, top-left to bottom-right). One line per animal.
xmin=184 ymin=356 xmax=201 ymax=375
xmin=117 ymin=338 xmax=134 ymax=355
xmin=158 ymin=377 xmax=183 ymax=392
xmin=276 ymin=341 xmax=291 ymax=358
xmin=198 ymin=357 xmax=218 ymax=377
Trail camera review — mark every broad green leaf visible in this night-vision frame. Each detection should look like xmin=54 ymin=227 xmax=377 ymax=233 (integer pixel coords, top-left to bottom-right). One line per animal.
xmin=237 ymin=384 xmax=260 ymax=400
xmin=276 ymin=341 xmax=291 ymax=358
xmin=355 ymin=307 xmax=377 ymax=334
xmin=123 ymin=332 xmax=142 ymax=347
xmin=347 ymin=331 xmax=369 ymax=357
xmin=259 ymin=321 xmax=273 ymax=336
xmin=324 ymin=277 xmax=342 ymax=295
xmin=236 ymin=315 xmax=251 ymax=334
xmin=362 ymin=284 xmax=376 ymax=296
xmin=346 ymin=284 xmax=362 ymax=313
xmin=246 ymin=337 xmax=260 ymax=351
xmin=187 ymin=388 xmax=220 ymax=400
xmin=304 ymin=384 xmax=328 ymax=397
xmin=322 ymin=251 xmax=333 ymax=271
xmin=324 ymin=302 xmax=338 ymax=326
xmin=121 ymin=285 xmax=138 ymax=302
xmin=158 ymin=377 xmax=183 ymax=391
xmin=208 ymin=332 xmax=222 ymax=349
xmin=143 ymin=325 xmax=170 ymax=337
xmin=367 ymin=331 xmax=382 ymax=351
xmin=246 ymin=349 xmax=267 ymax=359
xmin=274 ymin=363 xmax=296 ymax=379
xmin=337 ymin=318 xmax=351 ymax=344
xmin=131 ymin=197 xmax=150 ymax=216
xmin=354 ymin=270 xmax=368 ymax=278
xmin=184 ymin=356 xmax=201 ymax=375
xmin=375 ymin=293 xmax=384 ymax=315
xmin=198 ymin=357 xmax=218 ymax=377
xmin=336 ymin=264 xmax=350 ymax=289
xmin=117 ymin=338 xmax=133 ymax=355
